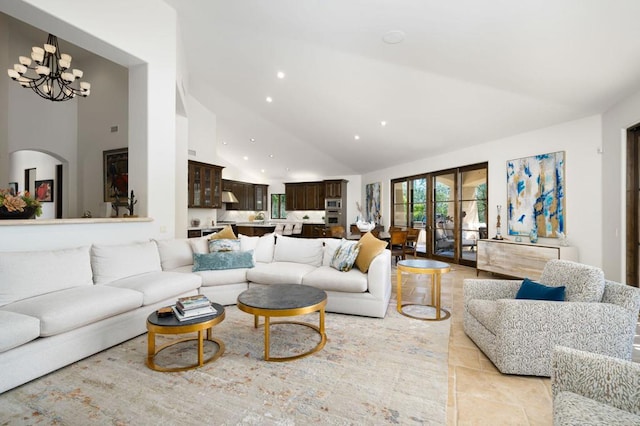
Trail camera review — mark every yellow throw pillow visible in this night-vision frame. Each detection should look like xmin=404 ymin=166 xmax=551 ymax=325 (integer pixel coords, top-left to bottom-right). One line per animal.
xmin=210 ymin=225 xmax=237 ymax=240
xmin=355 ymin=231 xmax=388 ymax=273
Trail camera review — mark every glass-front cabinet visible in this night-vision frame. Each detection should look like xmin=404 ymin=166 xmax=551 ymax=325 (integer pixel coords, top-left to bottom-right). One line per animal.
xmin=188 ymin=160 xmax=223 ymax=208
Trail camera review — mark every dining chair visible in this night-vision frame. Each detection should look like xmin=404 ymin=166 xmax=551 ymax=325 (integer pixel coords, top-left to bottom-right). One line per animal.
xmin=330 ymin=225 xmax=346 ymax=238
xmin=274 ymin=223 xmax=285 ymax=235
xmin=283 ymin=223 xmax=294 ymax=235
xmin=405 ymin=228 xmax=420 ymax=257
xmin=389 ymin=230 xmax=408 ymax=264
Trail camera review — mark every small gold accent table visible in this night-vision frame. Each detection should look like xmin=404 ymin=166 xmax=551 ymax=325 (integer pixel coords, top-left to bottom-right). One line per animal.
xmin=146 ymin=303 xmax=225 ymax=372
xmin=237 ymin=284 xmax=327 ymax=362
xmin=397 ymin=259 xmax=451 ymax=321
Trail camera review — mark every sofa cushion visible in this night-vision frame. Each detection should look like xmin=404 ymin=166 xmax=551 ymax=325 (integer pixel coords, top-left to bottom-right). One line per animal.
xmin=105 ymin=271 xmax=201 ymax=305
xmin=0 ymin=310 xmax=40 ymax=352
xmin=302 ymin=266 xmax=368 ymax=292
xmin=155 ymin=238 xmax=194 ymax=270
xmin=193 ymin=251 xmax=254 ymax=271
xmin=554 ymin=391 xmax=640 ymax=425
xmin=467 ymin=299 xmax=498 ymax=333
xmin=322 ymin=238 xmax=342 ymax=266
xmin=0 ymin=246 xmax=93 ymax=307
xmin=197 ymin=267 xmax=250 ymax=287
xmin=330 ymin=240 xmax=360 ymax=272
xmin=247 ymin=261 xmax=316 ymax=285
xmin=91 ymin=241 xmax=162 ymax=284
xmin=240 ymin=233 xmax=275 ymax=263
xmin=273 ymin=235 xmax=323 ymax=266
xmin=540 ymin=260 xmax=604 ymax=303
xmin=2 ymin=286 xmax=143 ymax=337
xmin=189 ymin=236 xmax=210 ymax=254
xmin=208 ymin=238 xmax=241 ymax=252
xmin=516 ymin=278 xmax=566 ymax=301
xmin=355 ymin=232 xmax=388 ymax=273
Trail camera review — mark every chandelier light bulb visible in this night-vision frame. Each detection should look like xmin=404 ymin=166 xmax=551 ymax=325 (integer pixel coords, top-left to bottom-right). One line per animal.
xmin=8 ymin=34 xmax=92 ymax=102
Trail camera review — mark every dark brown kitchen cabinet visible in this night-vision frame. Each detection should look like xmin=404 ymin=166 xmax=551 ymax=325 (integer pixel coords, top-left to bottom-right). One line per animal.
xmin=223 ymin=180 xmax=268 ymax=211
xmin=188 ymin=161 xmax=223 ymax=208
xmin=284 ymin=182 xmax=325 ymax=210
xmin=255 ymin=184 xmax=268 ymax=211
xmin=325 ymin=179 xmax=347 ymax=199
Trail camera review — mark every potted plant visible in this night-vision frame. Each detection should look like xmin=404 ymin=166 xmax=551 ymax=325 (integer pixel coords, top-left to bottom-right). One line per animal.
xmin=0 ymin=189 xmax=42 ymax=219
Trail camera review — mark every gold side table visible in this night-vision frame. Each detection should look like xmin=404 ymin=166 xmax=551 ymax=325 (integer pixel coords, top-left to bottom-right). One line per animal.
xmin=397 ymin=259 xmax=451 ymax=321
xmin=237 ymin=284 xmax=327 ymax=362
xmin=146 ymin=303 xmax=225 ymax=372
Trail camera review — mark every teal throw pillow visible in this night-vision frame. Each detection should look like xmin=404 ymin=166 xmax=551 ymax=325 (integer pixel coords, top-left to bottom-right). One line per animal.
xmin=330 ymin=240 xmax=360 ymax=272
xmin=193 ymin=250 xmax=254 ymax=271
xmin=515 ymin=278 xmax=566 ymax=301
xmin=208 ymin=238 xmax=240 ymax=252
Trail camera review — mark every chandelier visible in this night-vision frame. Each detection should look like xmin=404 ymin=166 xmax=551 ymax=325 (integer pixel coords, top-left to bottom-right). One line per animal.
xmin=7 ymin=34 xmax=91 ymax=102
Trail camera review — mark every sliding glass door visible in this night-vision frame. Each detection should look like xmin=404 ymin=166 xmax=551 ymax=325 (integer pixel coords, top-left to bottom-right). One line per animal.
xmin=391 ymin=162 xmax=488 ymax=266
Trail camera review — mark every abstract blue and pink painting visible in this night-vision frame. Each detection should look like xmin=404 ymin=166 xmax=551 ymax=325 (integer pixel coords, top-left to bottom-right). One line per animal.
xmin=507 ymin=151 xmax=565 ymax=238
xmin=365 ymin=182 xmax=381 ymax=223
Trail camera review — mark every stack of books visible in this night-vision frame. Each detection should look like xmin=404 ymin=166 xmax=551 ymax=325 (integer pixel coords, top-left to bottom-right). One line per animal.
xmin=172 ymin=295 xmax=217 ymax=321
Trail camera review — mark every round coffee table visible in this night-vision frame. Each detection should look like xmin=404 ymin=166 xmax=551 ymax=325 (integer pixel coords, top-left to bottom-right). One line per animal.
xmin=145 ymin=302 xmax=225 ymax=372
xmin=237 ymin=284 xmax=327 ymax=362
xmin=396 ymin=259 xmax=451 ymax=321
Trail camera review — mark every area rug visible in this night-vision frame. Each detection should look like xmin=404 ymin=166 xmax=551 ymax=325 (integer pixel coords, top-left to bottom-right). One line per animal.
xmin=0 ymin=301 xmax=450 ymax=425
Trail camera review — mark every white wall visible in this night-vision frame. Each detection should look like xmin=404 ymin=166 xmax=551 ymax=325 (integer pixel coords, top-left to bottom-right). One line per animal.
xmin=363 ymin=115 xmax=603 ymax=268
xmin=0 ymin=0 xmax=177 ymax=250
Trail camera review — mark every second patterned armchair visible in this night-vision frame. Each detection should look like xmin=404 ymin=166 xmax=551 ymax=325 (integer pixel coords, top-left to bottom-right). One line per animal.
xmin=463 ymin=259 xmax=640 ymax=376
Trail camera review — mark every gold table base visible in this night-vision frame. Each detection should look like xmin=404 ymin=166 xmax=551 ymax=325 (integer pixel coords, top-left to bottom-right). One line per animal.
xmin=396 ymin=259 xmax=451 ymax=321
xmin=146 ymin=311 xmax=225 ymax=372
xmin=239 ymin=301 xmax=327 ymax=362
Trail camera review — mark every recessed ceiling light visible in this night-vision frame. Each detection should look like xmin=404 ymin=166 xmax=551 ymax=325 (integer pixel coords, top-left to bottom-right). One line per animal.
xmin=222 ymin=141 xmax=228 ymax=145
xmin=277 ymin=71 xmax=285 ymax=79
xmin=354 ymin=135 xmax=360 ymax=140
xmin=269 ymin=154 xmax=274 ymax=158
xmin=261 ymin=169 xmax=265 ymax=173
xmin=286 ymin=167 xmax=290 ymax=171
xmin=382 ymin=30 xmax=405 ymax=44
xmin=243 ymin=156 xmax=249 ymax=160
xmin=250 ymin=138 xmax=256 ymax=143
xmin=381 ymin=121 xmax=387 ymax=127
xmin=266 ymin=96 xmax=273 ymax=103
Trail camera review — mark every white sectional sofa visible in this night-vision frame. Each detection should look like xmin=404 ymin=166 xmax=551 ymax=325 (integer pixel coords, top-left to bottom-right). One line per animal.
xmin=0 ymin=233 xmax=391 ymax=393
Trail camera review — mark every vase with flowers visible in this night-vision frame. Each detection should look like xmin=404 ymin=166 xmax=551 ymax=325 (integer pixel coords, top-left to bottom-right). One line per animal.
xmin=0 ymin=189 xmax=42 ymax=219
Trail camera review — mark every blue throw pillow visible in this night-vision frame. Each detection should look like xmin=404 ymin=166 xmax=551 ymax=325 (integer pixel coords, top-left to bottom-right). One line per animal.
xmin=515 ymin=278 xmax=566 ymax=301
xmin=193 ymin=250 xmax=254 ymax=271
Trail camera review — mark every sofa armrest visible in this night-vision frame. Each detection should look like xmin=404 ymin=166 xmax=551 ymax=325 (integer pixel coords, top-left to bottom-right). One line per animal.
xmin=463 ymin=279 xmax=521 ymax=306
xmin=366 ymin=249 xmax=391 ymax=298
xmin=551 ymin=346 xmax=640 ymax=416
xmin=601 ymin=279 xmax=640 ymax=314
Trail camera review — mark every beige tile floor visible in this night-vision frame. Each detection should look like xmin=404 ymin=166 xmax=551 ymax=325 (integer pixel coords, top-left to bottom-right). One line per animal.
xmin=392 ymin=261 xmax=640 ymax=426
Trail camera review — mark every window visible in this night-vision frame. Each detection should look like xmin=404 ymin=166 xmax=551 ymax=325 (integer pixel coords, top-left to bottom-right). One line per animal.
xmin=271 ymin=194 xmax=286 ymax=219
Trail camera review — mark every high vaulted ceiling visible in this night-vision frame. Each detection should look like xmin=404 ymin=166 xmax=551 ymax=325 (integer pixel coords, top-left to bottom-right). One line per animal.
xmin=166 ymin=0 xmax=640 ymax=180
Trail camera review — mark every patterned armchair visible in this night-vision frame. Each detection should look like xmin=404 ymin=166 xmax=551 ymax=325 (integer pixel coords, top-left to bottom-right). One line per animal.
xmin=463 ymin=259 xmax=640 ymax=376
xmin=551 ymin=346 xmax=640 ymax=424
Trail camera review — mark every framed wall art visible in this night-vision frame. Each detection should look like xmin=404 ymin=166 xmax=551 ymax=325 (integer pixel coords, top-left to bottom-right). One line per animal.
xmin=34 ymin=179 xmax=54 ymax=202
xmin=507 ymin=151 xmax=565 ymax=238
xmin=365 ymin=182 xmax=381 ymax=223
xmin=103 ymin=148 xmax=128 ymax=205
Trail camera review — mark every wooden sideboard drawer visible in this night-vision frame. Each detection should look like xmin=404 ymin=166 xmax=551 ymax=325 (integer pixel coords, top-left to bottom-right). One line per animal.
xmin=477 ymin=239 xmax=578 ymax=280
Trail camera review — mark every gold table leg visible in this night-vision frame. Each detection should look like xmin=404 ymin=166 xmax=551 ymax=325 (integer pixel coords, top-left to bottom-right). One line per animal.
xmin=264 ymin=316 xmax=271 ymax=361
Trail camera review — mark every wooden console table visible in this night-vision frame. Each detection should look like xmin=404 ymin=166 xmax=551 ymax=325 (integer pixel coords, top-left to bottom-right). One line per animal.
xmin=477 ymin=239 xmax=578 ymax=280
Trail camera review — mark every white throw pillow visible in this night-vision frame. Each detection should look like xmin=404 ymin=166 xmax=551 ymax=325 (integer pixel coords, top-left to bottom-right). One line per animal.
xmin=273 ymin=235 xmax=323 ymax=266
xmin=91 ymin=241 xmax=162 ymax=284
xmin=239 ymin=233 xmax=275 ymax=263
xmin=322 ymin=238 xmax=342 ymax=266
xmin=155 ymin=238 xmax=194 ymax=270
xmin=0 ymin=246 xmax=93 ymax=307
